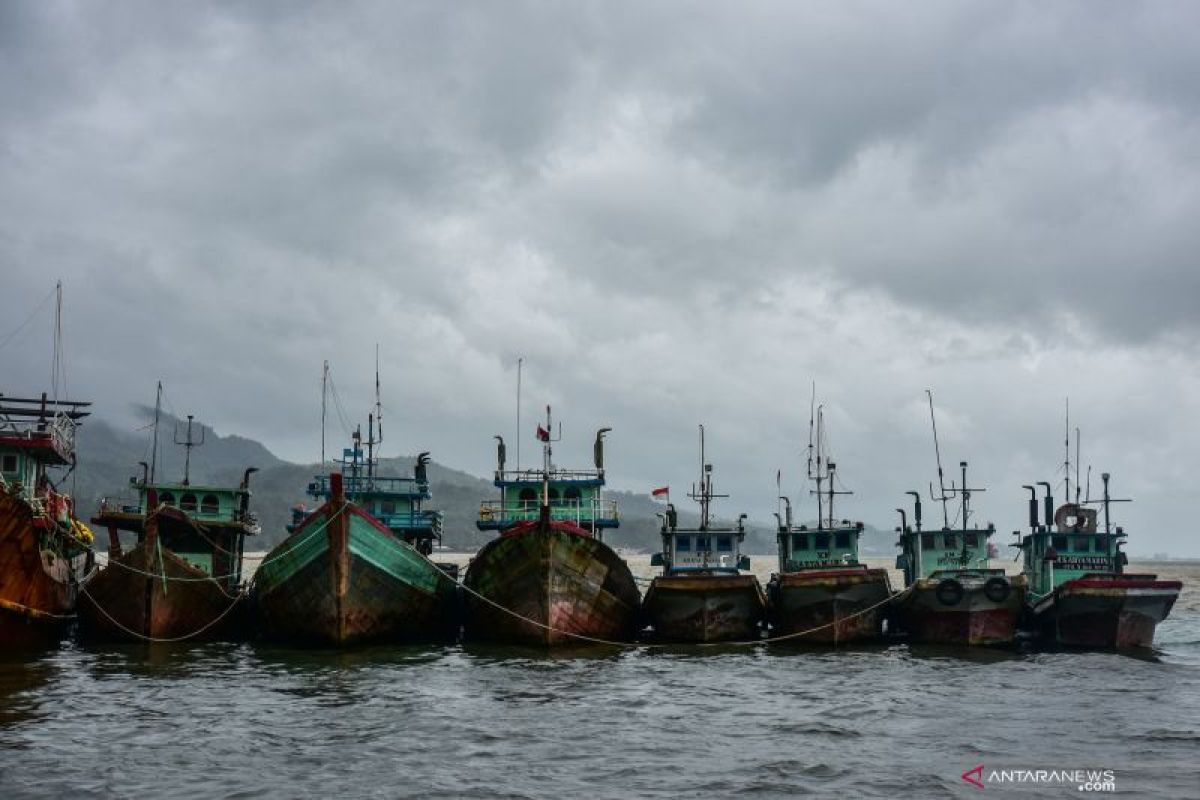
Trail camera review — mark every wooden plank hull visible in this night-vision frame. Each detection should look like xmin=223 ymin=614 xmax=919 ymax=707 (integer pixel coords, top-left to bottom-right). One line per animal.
xmin=1031 ymin=575 xmax=1181 ymax=649
xmin=78 ymin=542 xmax=244 ymax=642
xmin=643 ymin=574 xmax=766 ymax=643
xmin=899 ymin=573 xmax=1026 ymax=646
xmin=0 ymin=491 xmax=89 ymax=648
xmin=463 ymin=526 xmax=640 ymax=646
xmin=767 ymin=568 xmax=893 ymax=643
xmin=254 ymin=504 xmax=458 ymax=646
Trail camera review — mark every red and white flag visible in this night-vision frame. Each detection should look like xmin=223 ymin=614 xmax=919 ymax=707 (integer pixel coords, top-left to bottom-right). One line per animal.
xmin=651 ymin=486 xmax=669 ymax=498
xmin=536 ymin=424 xmax=550 ymax=442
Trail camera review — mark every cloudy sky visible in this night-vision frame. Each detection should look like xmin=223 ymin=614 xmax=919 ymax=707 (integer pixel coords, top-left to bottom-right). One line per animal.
xmin=3 ymin=2 xmax=1198 ymax=553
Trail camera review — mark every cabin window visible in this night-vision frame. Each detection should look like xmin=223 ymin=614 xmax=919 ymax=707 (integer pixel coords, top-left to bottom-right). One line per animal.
xmin=676 ymin=536 xmax=691 ymax=552
xmin=835 ymin=531 xmax=851 ymax=549
xmin=943 ymin=534 xmax=957 ymax=549
xmin=159 ymin=492 xmax=175 ymax=506
xmin=791 ymin=533 xmax=808 ymax=551
xmin=1 ymin=454 xmax=16 ymax=473
xmin=815 ymin=533 xmax=830 ymax=550
xmin=716 ymin=536 xmax=733 ymax=552
xmin=518 ymin=488 xmax=537 ymax=509
xmin=547 ymin=487 xmax=560 ymax=506
xmin=695 ymin=536 xmax=711 ymax=551
xmin=965 ymin=533 xmax=978 ymax=548
xmin=1094 ymin=536 xmax=1107 ymax=552
xmin=380 ymin=501 xmax=396 ymax=515
xmin=200 ymin=494 xmax=219 ymax=514
xmin=563 ymin=486 xmax=582 ymax=506
xmin=180 ymin=493 xmax=198 ymax=512
xmin=1053 ymin=535 xmax=1068 ymax=551
xmin=1074 ymin=538 xmax=1090 ymax=552
xmin=921 ymin=533 xmax=934 ymax=549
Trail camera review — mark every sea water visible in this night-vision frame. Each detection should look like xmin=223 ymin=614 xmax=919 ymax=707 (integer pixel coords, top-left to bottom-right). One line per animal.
xmin=1 ymin=560 xmax=1197 ymax=798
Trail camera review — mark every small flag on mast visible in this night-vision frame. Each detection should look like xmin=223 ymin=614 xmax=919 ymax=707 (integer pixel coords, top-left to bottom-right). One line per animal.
xmin=536 ymin=424 xmax=550 ymax=442
xmin=651 ymin=486 xmax=669 ymax=498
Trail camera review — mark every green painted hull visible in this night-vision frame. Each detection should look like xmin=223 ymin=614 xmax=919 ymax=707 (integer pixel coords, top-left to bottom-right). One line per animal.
xmin=253 ymin=505 xmax=458 ymax=646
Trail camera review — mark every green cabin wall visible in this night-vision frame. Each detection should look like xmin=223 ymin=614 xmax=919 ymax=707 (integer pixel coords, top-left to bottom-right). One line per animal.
xmin=1022 ymin=531 xmax=1119 ymax=596
xmin=778 ymin=526 xmax=861 ymax=572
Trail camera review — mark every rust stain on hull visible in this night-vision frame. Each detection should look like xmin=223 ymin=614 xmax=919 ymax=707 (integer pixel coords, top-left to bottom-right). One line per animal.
xmin=643 ymin=574 xmax=765 ymax=643
xmin=767 ymin=568 xmax=893 ymax=643
xmin=900 ymin=575 xmax=1027 ymax=646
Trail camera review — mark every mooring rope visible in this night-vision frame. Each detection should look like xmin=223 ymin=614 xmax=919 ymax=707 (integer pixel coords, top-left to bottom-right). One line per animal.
xmin=416 ymin=546 xmax=912 ymax=648
xmin=74 ymin=504 xmax=351 ymax=642
xmin=78 ymin=582 xmax=243 ymax=643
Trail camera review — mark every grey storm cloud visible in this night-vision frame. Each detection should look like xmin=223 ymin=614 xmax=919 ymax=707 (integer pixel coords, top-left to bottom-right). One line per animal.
xmin=2 ymin=1 xmax=1199 ymax=552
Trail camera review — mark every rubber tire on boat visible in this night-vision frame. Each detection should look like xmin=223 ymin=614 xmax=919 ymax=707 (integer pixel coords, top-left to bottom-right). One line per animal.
xmin=935 ymin=578 xmax=964 ymax=607
xmin=983 ymin=577 xmax=1010 ymax=604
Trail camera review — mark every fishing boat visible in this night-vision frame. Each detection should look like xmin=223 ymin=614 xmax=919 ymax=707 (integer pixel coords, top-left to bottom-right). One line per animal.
xmin=463 ymin=406 xmax=640 ymax=646
xmin=893 ymin=393 xmax=1025 ymax=646
xmin=1017 ymin=467 xmax=1181 ymax=649
xmin=80 ymin=391 xmax=258 ymax=642
xmin=0 ymin=392 xmax=95 ymax=647
xmin=642 ymin=426 xmax=765 ymax=643
xmin=254 ymin=364 xmax=457 ymax=645
xmin=766 ymin=401 xmax=892 ymax=643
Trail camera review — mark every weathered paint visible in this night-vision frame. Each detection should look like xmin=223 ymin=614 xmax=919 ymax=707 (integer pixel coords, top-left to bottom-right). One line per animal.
xmin=1031 ymin=575 xmax=1182 ymax=649
xmin=463 ymin=520 xmax=640 ymax=646
xmin=898 ymin=572 xmax=1027 ymax=645
xmin=0 ymin=489 xmax=90 ymax=648
xmin=78 ymin=516 xmax=245 ymax=642
xmin=642 ymin=574 xmax=765 ymax=643
xmin=767 ymin=566 xmax=893 ymax=643
xmin=254 ymin=485 xmax=457 ymax=646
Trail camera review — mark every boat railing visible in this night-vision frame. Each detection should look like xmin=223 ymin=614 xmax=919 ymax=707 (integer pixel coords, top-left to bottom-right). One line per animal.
xmin=309 ymin=474 xmax=429 ymax=498
xmin=478 ymin=498 xmax=619 ymax=524
xmin=0 ymin=412 xmax=77 ymax=462
xmin=374 ymin=508 xmax=443 ymax=533
xmin=493 ymin=468 xmax=604 ymax=484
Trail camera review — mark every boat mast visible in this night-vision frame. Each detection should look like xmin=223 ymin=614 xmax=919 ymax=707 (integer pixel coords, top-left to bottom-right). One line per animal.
xmin=927 ymin=389 xmax=951 ymax=528
xmin=149 ymin=381 xmax=162 ymax=483
xmin=516 ymin=357 xmax=523 ymax=474
xmin=541 ymin=404 xmax=552 ymax=507
xmin=321 ymin=360 xmax=328 ymax=464
xmin=1063 ymin=398 xmax=1071 ymax=507
xmin=174 ymin=414 xmax=204 ymax=486
xmin=1075 ymin=427 xmax=1081 ymax=504
xmin=366 ymin=345 xmax=382 ymax=484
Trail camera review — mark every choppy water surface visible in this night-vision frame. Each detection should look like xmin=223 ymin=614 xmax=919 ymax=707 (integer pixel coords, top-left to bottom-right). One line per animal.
xmin=2 ymin=561 xmax=1199 ymax=799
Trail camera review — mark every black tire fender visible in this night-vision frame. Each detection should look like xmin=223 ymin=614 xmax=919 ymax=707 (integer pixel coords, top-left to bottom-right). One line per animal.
xmin=983 ymin=576 xmax=1010 ymax=604
xmin=935 ymin=578 xmax=964 ymax=607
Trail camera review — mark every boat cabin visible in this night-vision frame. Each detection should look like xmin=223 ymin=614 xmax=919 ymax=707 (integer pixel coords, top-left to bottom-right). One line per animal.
xmin=777 ymin=521 xmax=864 ymax=573
xmin=95 ymin=471 xmax=258 ymax=590
xmin=294 ymin=448 xmax=443 ymax=553
xmin=652 ymin=503 xmax=750 ymax=574
xmin=477 ymin=426 xmax=618 ymax=537
xmin=0 ymin=394 xmax=89 ymax=502
xmin=1015 ymin=481 xmax=1126 ymax=598
xmin=895 ymin=525 xmax=995 ymax=586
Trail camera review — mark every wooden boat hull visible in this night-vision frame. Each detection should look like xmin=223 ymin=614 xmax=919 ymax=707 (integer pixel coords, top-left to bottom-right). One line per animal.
xmin=463 ymin=524 xmax=640 ymax=646
xmin=1031 ymin=574 xmax=1181 ymax=649
xmin=78 ymin=542 xmax=244 ymax=642
xmin=767 ymin=567 xmax=893 ymax=643
xmin=254 ymin=503 xmax=457 ymax=646
xmin=900 ymin=573 xmax=1026 ymax=646
xmin=643 ymin=573 xmax=766 ymax=643
xmin=0 ymin=491 xmax=90 ymax=648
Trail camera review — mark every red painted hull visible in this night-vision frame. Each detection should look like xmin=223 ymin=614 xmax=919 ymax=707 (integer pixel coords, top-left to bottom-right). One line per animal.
xmin=0 ymin=491 xmax=90 ymax=648
xmin=643 ymin=573 xmax=765 ymax=643
xmin=900 ymin=573 xmax=1026 ymax=646
xmin=767 ymin=567 xmax=893 ymax=643
xmin=1032 ymin=574 xmax=1181 ymax=649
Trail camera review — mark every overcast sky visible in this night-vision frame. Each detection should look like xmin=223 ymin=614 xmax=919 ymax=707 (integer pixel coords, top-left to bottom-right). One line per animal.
xmin=3 ymin=2 xmax=1198 ymax=553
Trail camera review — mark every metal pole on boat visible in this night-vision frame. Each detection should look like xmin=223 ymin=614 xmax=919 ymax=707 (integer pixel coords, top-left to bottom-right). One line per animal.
xmin=906 ymin=490 xmax=922 ymax=578
xmin=926 ymin=390 xmax=950 ymax=529
xmin=149 ymin=381 xmax=162 ymax=483
xmin=516 ymin=357 xmax=522 ymax=473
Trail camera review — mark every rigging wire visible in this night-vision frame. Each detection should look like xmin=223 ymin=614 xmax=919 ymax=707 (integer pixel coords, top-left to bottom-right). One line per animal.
xmin=0 ymin=286 xmax=56 ymax=353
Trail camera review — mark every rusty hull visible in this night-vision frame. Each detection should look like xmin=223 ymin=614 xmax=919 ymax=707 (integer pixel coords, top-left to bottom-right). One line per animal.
xmin=643 ymin=573 xmax=766 ymax=643
xmin=899 ymin=574 xmax=1027 ymax=646
xmin=1032 ymin=575 xmax=1182 ymax=649
xmin=767 ymin=567 xmax=894 ymax=643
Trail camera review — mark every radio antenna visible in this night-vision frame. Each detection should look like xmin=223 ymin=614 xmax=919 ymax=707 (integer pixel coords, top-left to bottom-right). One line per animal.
xmin=927 ymin=389 xmax=951 ymax=528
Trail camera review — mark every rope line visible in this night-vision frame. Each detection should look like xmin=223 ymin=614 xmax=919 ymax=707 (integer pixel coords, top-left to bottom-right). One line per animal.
xmin=79 ymin=582 xmax=243 ymax=643
xmin=414 ymin=544 xmax=911 ymax=648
